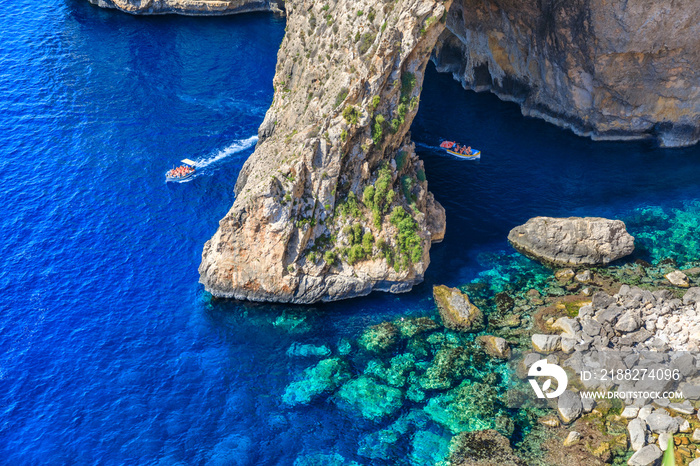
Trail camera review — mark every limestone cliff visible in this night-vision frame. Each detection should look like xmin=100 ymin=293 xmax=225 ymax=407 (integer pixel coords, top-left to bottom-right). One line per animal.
xmin=198 ymin=0 xmax=449 ymax=303
xmin=434 ymin=0 xmax=700 ymax=147
xmin=87 ymin=0 xmax=282 ymax=15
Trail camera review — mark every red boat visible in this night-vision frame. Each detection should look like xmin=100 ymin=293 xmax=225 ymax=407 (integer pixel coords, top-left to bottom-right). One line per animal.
xmin=440 ymin=141 xmax=481 ymax=159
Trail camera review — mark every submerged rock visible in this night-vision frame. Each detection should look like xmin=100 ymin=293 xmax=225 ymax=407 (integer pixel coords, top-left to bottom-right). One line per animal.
xmin=433 ymin=285 xmax=485 ymax=332
xmin=419 ymin=346 xmax=470 ymax=391
xmin=286 ymin=343 xmax=331 ymax=358
xmin=423 ymin=381 xmax=500 ymax=434
xmin=394 ymin=316 xmax=440 ymax=339
xmin=335 ymin=376 xmax=403 ymax=421
xmin=293 ymin=452 xmax=359 ymax=466
xmin=358 ymin=322 xmax=399 ymax=353
xmin=508 ymin=217 xmax=635 ymax=267
xmin=282 ymin=358 xmax=350 ymax=406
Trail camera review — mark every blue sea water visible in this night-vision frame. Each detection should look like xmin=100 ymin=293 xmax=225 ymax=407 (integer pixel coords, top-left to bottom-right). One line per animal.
xmin=1 ymin=1 xmax=700 ymax=464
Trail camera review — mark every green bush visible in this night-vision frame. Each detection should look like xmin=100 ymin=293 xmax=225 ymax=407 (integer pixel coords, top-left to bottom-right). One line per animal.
xmin=358 ymin=32 xmax=376 ymax=55
xmin=338 ymin=191 xmax=361 ymax=218
xmin=401 ymin=72 xmax=416 ymax=102
xmin=372 ymin=114 xmax=385 ymax=145
xmin=335 ymin=87 xmax=349 ymax=108
xmin=363 ymin=185 xmax=376 ymax=209
xmin=389 ymin=206 xmax=423 ymax=265
xmin=401 ymin=175 xmax=414 ymax=202
xmin=323 ymin=250 xmax=338 ymax=265
xmin=362 ymin=232 xmax=374 ymax=255
xmin=371 ymin=95 xmax=381 ymax=111
xmin=395 ymin=150 xmax=408 ymax=171
xmin=347 ymin=244 xmax=365 ymax=265
xmin=352 ymin=224 xmax=363 ymax=244
xmin=343 ymin=105 xmax=360 ymax=125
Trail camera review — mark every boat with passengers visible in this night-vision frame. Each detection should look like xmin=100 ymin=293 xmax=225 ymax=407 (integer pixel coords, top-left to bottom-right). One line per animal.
xmin=166 ymin=159 xmax=197 ymax=182
xmin=439 ymin=141 xmax=481 ymax=160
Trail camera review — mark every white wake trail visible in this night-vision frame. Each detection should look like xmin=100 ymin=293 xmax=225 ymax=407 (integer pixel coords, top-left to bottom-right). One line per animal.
xmin=195 ymin=135 xmax=258 ymax=169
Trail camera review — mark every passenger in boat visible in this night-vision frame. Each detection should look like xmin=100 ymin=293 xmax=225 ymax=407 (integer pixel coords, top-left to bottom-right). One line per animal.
xmin=466 ymin=146 xmax=472 ymax=155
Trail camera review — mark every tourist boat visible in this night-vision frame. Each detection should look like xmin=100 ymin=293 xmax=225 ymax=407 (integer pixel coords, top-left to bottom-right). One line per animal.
xmin=439 ymin=141 xmax=481 ymax=160
xmin=166 ymin=159 xmax=197 ymax=182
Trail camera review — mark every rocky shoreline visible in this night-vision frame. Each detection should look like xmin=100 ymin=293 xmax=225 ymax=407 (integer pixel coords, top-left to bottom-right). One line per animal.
xmin=86 ymin=0 xmax=283 ymax=16
xmin=276 ymin=252 xmax=700 ymax=464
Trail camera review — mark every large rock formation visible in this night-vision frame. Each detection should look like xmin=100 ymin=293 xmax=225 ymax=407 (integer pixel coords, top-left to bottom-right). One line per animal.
xmin=508 ymin=216 xmax=635 ymax=267
xmin=198 ymin=0 xmax=449 ymax=303
xmin=88 ymin=0 xmax=700 ymax=302
xmin=434 ymin=0 xmax=700 ymax=147
xmin=86 ymin=0 xmax=282 ymax=15
xmin=433 ymin=285 xmax=485 ymax=332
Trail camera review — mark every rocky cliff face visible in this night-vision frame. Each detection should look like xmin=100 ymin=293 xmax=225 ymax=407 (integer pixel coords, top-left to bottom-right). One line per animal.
xmin=198 ymin=0 xmax=449 ymax=303
xmin=434 ymin=0 xmax=700 ymax=147
xmin=87 ymin=0 xmax=282 ymax=15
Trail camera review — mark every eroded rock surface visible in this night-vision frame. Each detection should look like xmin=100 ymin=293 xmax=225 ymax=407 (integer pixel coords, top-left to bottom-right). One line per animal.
xmin=435 ymin=0 xmax=700 ymax=147
xmin=199 ymin=0 xmax=449 ymax=303
xmin=508 ymin=217 xmax=635 ymax=267
xmin=433 ymin=285 xmax=485 ymax=332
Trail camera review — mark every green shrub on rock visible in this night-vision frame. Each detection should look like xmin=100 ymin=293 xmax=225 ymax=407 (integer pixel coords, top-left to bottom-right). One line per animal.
xmin=334 ymin=87 xmax=349 ymax=108
xmin=342 ymin=105 xmax=360 ymax=125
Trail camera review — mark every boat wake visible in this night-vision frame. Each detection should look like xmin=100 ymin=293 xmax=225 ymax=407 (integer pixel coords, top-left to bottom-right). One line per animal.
xmin=195 ymin=135 xmax=258 ymax=169
xmin=166 ymin=135 xmax=258 ymax=183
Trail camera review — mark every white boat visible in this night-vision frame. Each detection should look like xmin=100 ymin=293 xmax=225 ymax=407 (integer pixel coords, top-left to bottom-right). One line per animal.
xmin=166 ymin=159 xmax=197 ymax=182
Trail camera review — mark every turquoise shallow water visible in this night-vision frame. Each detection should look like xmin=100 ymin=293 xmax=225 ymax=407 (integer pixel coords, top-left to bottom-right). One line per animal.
xmin=2 ymin=1 xmax=700 ymax=464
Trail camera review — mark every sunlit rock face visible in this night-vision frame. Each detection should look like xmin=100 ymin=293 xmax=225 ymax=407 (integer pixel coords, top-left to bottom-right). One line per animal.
xmin=435 ymin=0 xmax=700 ymax=147
xmin=199 ymin=0 xmax=449 ymax=303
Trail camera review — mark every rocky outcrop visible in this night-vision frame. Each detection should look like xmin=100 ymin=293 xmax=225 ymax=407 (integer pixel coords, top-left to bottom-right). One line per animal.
xmin=433 ymin=285 xmax=485 ymax=332
xmin=508 ymin=217 xmax=635 ymax=267
xmin=199 ymin=0 xmax=449 ymax=303
xmin=86 ymin=0 xmax=282 ymax=15
xmin=434 ymin=0 xmax=700 ymax=147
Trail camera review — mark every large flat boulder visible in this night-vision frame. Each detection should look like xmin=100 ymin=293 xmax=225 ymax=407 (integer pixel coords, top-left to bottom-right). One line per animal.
xmin=508 ymin=217 xmax=635 ymax=267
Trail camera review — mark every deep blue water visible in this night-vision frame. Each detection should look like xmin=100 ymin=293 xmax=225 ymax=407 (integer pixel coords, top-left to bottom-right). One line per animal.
xmin=1 ymin=1 xmax=700 ymax=464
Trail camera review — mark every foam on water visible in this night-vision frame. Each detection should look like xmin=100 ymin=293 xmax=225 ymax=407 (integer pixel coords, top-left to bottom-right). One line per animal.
xmin=166 ymin=135 xmax=258 ymax=182
xmin=196 ymin=135 xmax=258 ymax=169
